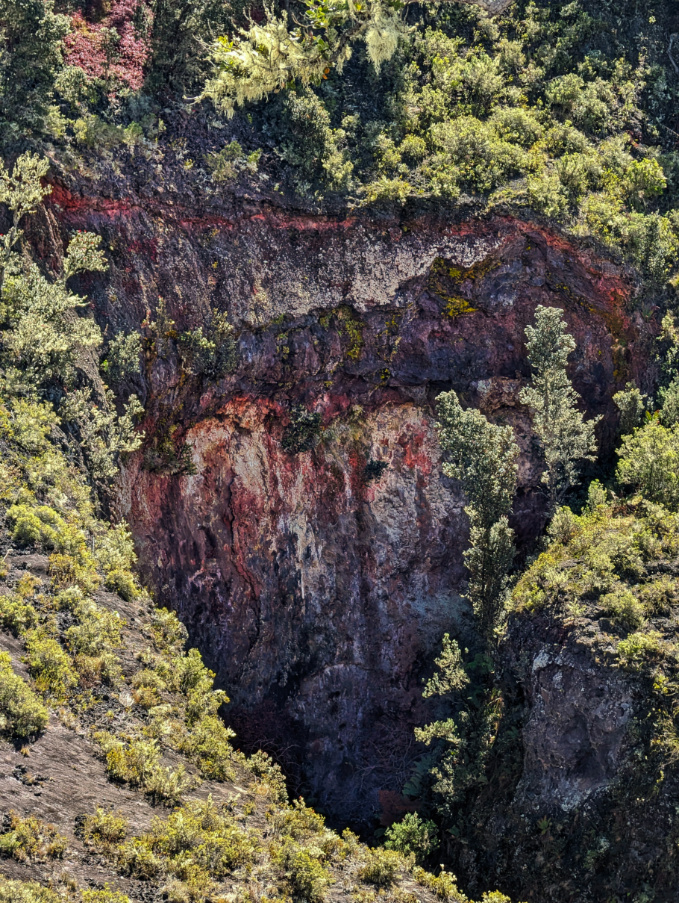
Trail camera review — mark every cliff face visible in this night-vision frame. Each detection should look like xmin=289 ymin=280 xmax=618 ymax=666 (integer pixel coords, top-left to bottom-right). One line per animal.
xmin=45 ymin=187 xmax=649 ymax=824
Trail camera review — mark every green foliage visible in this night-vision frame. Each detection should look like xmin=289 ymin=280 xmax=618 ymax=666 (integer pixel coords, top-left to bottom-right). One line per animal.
xmin=412 ymin=866 xmax=467 ymax=901
xmin=81 ymin=888 xmax=131 ymax=903
xmin=277 ymin=88 xmax=354 ymax=193
xmin=0 ymin=651 xmax=49 ymax=738
xmin=24 ymin=630 xmax=78 ymax=698
xmin=95 ymin=732 xmax=192 ymax=805
xmin=520 ymin=306 xmax=599 ymax=511
xmin=59 ymin=388 xmax=144 ymax=482
xmin=0 ymin=878 xmax=62 ymax=903
xmin=384 ymin=812 xmax=439 ymax=863
xmin=83 ymin=808 xmax=129 ymax=848
xmin=202 ymin=0 xmax=406 ymax=117
xmin=207 ymin=140 xmax=261 ymax=182
xmin=436 ymin=390 xmax=518 ymax=530
xmin=436 ymin=390 xmax=518 ymax=639
xmin=280 ymin=842 xmax=333 ymax=901
xmin=600 ymin=587 xmax=645 ymax=629
xmin=282 ymin=405 xmax=323 ymax=454
xmin=0 ymin=0 xmax=69 ymax=139
xmin=358 ymin=847 xmax=403 ymax=886
xmin=422 ymin=634 xmax=469 ymax=700
xmin=0 ymin=592 xmax=38 ymax=635
xmin=198 ymin=0 xmax=679 ymax=282
xmin=0 ymin=811 xmax=67 ymax=862
xmin=178 ymin=310 xmax=238 ymax=379
xmin=616 ymin=630 xmax=663 ymax=670
xmin=614 ymin=382 xmax=649 ymax=435
xmin=147 ymin=0 xmax=243 ymax=94
xmin=617 ymin=418 xmax=679 ymax=509
xmin=100 ymin=332 xmax=143 ymax=387
xmin=113 ymin=796 xmax=260 ymax=895
xmin=0 ymin=155 xmax=144 ymax=479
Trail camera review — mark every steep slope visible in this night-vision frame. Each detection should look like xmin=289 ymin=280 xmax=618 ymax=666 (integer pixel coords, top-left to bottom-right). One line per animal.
xmin=456 ymin=496 xmax=679 ymax=902
xmin=39 ymin=181 xmax=652 ymax=823
xmin=0 ymin=392 xmax=493 ymax=903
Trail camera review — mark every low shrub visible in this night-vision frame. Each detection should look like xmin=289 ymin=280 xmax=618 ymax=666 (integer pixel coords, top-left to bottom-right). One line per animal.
xmin=181 ymin=714 xmax=235 ymax=781
xmin=0 ymin=878 xmax=62 ymax=903
xmin=81 ymin=888 xmax=131 ymax=903
xmin=279 ymin=843 xmax=333 ymax=902
xmin=0 ymin=812 xmax=67 ymax=862
xmin=24 ymin=630 xmax=78 ymax=697
xmin=82 ymin=808 xmax=129 ymax=848
xmin=412 ymin=866 xmax=467 ymax=901
xmin=384 ymin=813 xmax=439 ymax=863
xmin=0 ymin=651 xmax=49 ymax=738
xmin=600 ymin=588 xmax=645 ymax=629
xmin=0 ymin=593 xmax=38 ymax=635
xmin=617 ymin=631 xmax=664 ymax=670
xmin=96 ymin=733 xmax=191 ymax=804
xmin=358 ymin=848 xmax=403 ymax=886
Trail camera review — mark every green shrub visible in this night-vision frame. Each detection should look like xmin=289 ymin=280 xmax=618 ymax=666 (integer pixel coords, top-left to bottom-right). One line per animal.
xmin=600 ymin=588 xmax=645 ymax=629
xmin=0 ymin=812 xmax=67 ymax=862
xmin=100 ymin=735 xmax=161 ymax=786
xmin=384 ymin=813 xmax=439 ymax=863
xmin=6 ymin=504 xmax=88 ymax=559
xmin=82 ymin=808 xmax=129 ymax=848
xmin=358 ymin=848 xmax=403 ymax=886
xmin=97 ymin=733 xmax=191 ymax=804
xmin=151 ymin=608 xmax=188 ymax=653
xmin=282 ymin=406 xmax=322 ymax=454
xmin=280 ymin=843 xmax=333 ymax=902
xmin=100 ymin=332 xmax=143 ymax=386
xmin=24 ymin=630 xmax=78 ymax=697
xmin=412 ymin=866 xmax=466 ymax=901
xmin=116 ymin=839 xmax=164 ymax=879
xmin=0 ymin=878 xmax=62 ymax=903
xmin=617 ymin=420 xmax=679 ymax=509
xmin=0 ymin=651 xmax=49 ymax=738
xmin=182 ymin=714 xmax=236 ymax=780
xmin=246 ymin=749 xmax=288 ymax=802
xmin=0 ymin=593 xmax=38 ymax=635
xmin=82 ymin=887 xmax=131 ymax=903
xmin=116 ymin=797 xmax=258 ymax=891
xmin=617 ymin=631 xmax=663 ymax=670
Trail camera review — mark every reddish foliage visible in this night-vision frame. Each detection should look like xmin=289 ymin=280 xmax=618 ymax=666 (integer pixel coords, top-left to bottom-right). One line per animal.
xmin=64 ymin=0 xmax=151 ymax=92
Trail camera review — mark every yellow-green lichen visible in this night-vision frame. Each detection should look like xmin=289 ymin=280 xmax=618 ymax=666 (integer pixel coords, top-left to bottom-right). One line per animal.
xmin=427 ymin=256 xmax=497 ymax=317
xmin=337 ymin=306 xmax=364 ymax=361
xmin=444 ymin=297 xmax=478 ymax=318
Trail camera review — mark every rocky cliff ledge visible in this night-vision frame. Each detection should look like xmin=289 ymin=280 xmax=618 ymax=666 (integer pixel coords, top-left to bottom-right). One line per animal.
xmin=43 ymin=188 xmax=651 ymax=824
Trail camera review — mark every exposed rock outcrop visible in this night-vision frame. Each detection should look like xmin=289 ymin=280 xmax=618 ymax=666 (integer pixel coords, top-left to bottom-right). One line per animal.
xmin=45 ymin=186 xmax=651 ymax=824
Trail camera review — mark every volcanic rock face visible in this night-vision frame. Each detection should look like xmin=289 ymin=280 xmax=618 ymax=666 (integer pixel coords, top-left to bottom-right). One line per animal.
xmin=47 ymin=190 xmax=648 ymax=823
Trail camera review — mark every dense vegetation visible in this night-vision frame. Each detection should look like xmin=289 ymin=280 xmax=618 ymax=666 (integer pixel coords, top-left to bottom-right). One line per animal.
xmin=2 ymin=0 xmax=679 ymax=899
xmin=0 ymin=72 xmax=509 ymax=903
xmin=1 ymin=1 xmax=678 ymax=285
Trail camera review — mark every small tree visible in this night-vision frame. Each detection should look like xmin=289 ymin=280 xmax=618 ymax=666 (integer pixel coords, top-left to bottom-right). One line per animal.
xmin=613 ymin=382 xmax=648 ymax=435
xmin=0 ymin=0 xmax=69 ymax=136
xmin=436 ymin=390 xmax=519 ymax=640
xmin=519 ymin=305 xmax=599 ymax=512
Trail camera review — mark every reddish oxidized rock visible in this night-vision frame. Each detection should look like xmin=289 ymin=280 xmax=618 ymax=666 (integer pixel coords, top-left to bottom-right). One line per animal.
xmin=45 ymin=188 xmax=651 ymax=822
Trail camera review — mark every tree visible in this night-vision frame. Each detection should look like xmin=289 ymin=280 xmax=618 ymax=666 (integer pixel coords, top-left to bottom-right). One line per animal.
xmin=0 ymin=0 xmax=69 ymax=137
xmin=519 ymin=305 xmax=599 ymax=512
xmin=617 ymin=419 xmax=679 ymax=510
xmin=0 ymin=155 xmax=144 ymax=484
xmin=201 ymin=0 xmax=512 ymax=116
xmin=613 ymin=382 xmax=648 ymax=435
xmin=146 ymin=0 xmax=240 ymax=95
xmin=436 ymin=390 xmax=518 ymax=640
